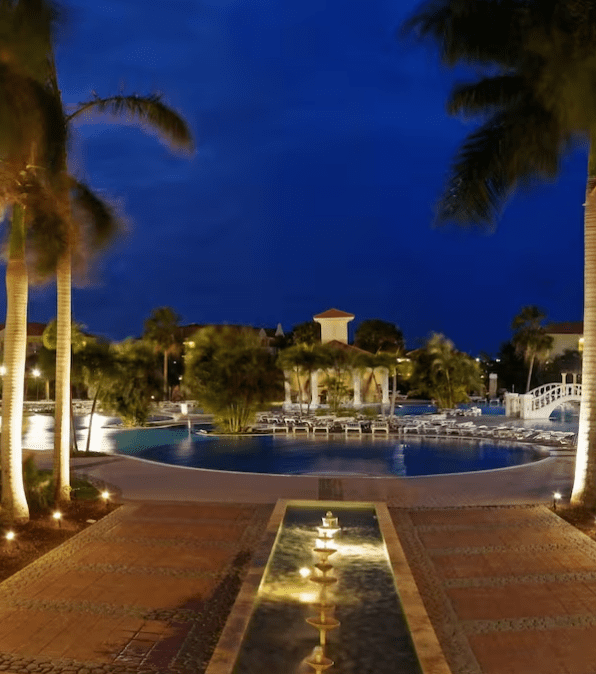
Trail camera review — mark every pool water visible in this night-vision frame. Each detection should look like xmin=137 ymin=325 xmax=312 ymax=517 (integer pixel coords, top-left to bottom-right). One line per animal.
xmin=116 ymin=428 xmax=546 ymax=477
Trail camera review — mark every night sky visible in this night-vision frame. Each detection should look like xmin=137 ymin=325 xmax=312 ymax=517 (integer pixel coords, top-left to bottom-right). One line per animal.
xmin=21 ymin=0 xmax=585 ymax=355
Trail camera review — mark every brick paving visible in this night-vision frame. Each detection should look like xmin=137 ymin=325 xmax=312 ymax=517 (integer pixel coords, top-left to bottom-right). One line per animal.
xmin=2 ymin=453 xmax=595 ymax=674
xmin=0 ymin=502 xmax=272 ymax=674
xmin=390 ymin=504 xmax=596 ymax=674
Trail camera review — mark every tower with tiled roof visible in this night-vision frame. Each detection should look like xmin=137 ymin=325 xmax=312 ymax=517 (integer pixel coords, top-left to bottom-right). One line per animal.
xmin=313 ymin=308 xmax=355 ymax=345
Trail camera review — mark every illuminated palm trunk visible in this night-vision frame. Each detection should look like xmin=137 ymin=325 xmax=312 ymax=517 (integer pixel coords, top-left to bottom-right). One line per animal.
xmin=1 ymin=205 xmax=30 ymax=523
xmin=53 ymin=250 xmax=71 ymax=504
xmin=572 ymin=142 xmax=596 ymax=506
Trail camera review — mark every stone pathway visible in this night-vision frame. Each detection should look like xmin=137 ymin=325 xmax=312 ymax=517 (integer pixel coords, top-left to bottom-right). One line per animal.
xmin=391 ymin=505 xmax=596 ymax=674
xmin=0 ymin=502 xmax=272 ymax=674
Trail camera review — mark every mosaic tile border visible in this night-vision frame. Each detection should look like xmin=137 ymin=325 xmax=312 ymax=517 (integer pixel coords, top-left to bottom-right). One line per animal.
xmin=389 ymin=509 xmax=483 ymax=674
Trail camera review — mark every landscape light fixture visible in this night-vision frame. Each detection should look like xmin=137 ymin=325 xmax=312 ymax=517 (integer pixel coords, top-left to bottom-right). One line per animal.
xmin=53 ymin=511 xmax=62 ymax=528
xmin=0 ymin=365 xmax=6 ymax=376
xmin=299 ymin=567 xmax=311 ymax=578
xmin=5 ymin=531 xmax=15 ymax=541
xmin=553 ymin=492 xmax=562 ymax=510
xmin=101 ymin=490 xmax=110 ymax=509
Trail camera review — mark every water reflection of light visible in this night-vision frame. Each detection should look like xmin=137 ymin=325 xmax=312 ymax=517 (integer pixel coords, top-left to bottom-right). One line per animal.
xmin=21 ymin=413 xmax=121 ymax=453
xmin=175 ymin=435 xmax=194 ymax=459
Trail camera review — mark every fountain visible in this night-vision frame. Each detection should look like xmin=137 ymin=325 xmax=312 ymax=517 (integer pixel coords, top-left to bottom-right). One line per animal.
xmin=205 ymin=501 xmax=451 ymax=674
xmin=304 ymin=512 xmax=341 ymax=670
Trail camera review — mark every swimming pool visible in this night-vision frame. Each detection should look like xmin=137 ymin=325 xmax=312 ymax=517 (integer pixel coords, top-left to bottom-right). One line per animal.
xmin=115 ymin=427 xmax=547 ymax=477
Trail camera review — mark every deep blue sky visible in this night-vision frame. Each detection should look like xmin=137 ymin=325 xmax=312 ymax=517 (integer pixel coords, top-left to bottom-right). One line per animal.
xmin=22 ymin=0 xmax=585 ymax=354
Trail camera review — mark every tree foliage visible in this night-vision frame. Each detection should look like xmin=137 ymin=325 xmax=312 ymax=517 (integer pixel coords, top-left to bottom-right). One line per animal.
xmin=97 ymin=340 xmax=161 ymax=427
xmin=354 ymin=319 xmax=404 ymax=353
xmin=143 ymin=306 xmax=182 ymax=400
xmin=511 ymin=306 xmax=553 ymax=391
xmin=185 ymin=326 xmax=283 ymax=432
xmin=291 ymin=321 xmax=321 ymax=346
xmin=404 ymin=0 xmax=596 ymax=228
xmin=410 ymin=333 xmax=483 ymax=409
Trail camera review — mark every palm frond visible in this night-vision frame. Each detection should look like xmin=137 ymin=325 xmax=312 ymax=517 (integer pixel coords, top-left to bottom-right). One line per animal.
xmin=66 ymin=93 xmax=194 ymax=152
xmin=0 ymin=64 xmax=65 ymax=174
xmin=402 ymin=0 xmax=528 ymax=67
xmin=0 ymin=0 xmax=59 ymax=84
xmin=437 ymin=100 xmax=567 ymax=227
xmin=23 ymin=176 xmax=69 ymax=279
xmin=69 ymin=177 xmax=121 ymax=249
xmin=447 ymin=75 xmax=527 ymax=117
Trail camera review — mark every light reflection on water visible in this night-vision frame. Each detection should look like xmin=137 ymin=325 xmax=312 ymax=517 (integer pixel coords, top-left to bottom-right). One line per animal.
xmin=233 ymin=506 xmax=422 ymax=674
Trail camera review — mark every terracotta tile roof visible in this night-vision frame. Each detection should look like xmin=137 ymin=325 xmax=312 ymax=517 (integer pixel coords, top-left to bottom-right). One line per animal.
xmin=313 ymin=308 xmax=355 ymax=319
xmin=325 ymin=339 xmax=369 ymax=354
xmin=0 ymin=322 xmax=46 ymax=336
xmin=546 ymin=322 xmax=583 ymax=335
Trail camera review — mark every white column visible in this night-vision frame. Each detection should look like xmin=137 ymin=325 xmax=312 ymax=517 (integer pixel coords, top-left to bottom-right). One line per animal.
xmin=352 ymin=370 xmax=361 ymax=408
xmin=284 ymin=377 xmax=292 ymax=409
xmin=381 ymin=368 xmax=389 ymax=405
xmin=561 ymin=371 xmax=567 ymax=385
xmin=310 ymin=370 xmax=319 ymax=409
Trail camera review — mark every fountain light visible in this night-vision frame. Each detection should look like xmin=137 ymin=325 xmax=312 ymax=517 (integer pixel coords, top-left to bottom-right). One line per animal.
xmin=553 ymin=492 xmax=562 ymax=510
xmin=299 ymin=567 xmax=311 ymax=579
xmin=304 ymin=645 xmax=333 ymax=673
xmin=304 ymin=511 xmax=341 ymax=672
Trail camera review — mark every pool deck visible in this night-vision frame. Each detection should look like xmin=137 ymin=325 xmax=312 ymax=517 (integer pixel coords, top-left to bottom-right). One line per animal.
xmin=7 ymin=446 xmax=596 ymax=673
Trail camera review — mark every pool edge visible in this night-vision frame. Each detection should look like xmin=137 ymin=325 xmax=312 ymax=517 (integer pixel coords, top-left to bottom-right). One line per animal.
xmin=205 ymin=498 xmax=453 ymax=674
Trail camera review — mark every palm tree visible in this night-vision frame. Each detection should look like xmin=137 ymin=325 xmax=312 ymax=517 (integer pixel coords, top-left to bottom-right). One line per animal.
xmin=511 ymin=306 xmax=554 ymax=392
xmin=410 ymin=334 xmax=482 ymax=409
xmin=143 ymin=307 xmax=182 ymax=401
xmin=49 ymin=91 xmax=193 ymax=504
xmin=0 ymin=0 xmax=67 ymax=524
xmin=405 ymin=0 xmax=596 ymax=506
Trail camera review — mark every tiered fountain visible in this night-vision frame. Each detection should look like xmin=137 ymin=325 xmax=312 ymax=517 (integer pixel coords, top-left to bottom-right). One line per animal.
xmin=304 ymin=511 xmax=341 ymax=672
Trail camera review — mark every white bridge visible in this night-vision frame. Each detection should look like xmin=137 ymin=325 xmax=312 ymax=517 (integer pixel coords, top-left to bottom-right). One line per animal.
xmin=505 ymin=383 xmax=582 ymax=419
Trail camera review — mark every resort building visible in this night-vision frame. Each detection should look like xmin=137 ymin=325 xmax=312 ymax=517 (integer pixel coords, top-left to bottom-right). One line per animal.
xmin=283 ymin=308 xmax=391 ymax=409
xmin=545 ymin=321 xmax=583 ymax=357
xmin=0 ymin=322 xmax=46 ymax=358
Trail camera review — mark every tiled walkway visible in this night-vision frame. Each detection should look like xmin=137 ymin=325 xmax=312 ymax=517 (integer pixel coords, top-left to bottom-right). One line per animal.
xmin=0 ymin=502 xmax=272 ymax=674
xmin=391 ymin=505 xmax=596 ymax=674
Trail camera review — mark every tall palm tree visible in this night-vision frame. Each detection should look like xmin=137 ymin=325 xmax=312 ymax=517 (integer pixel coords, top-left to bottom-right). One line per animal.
xmin=143 ymin=306 xmax=182 ymax=401
xmin=0 ymin=0 xmax=67 ymax=524
xmin=49 ymin=91 xmax=193 ymax=504
xmin=405 ymin=0 xmax=596 ymax=506
xmin=511 ymin=306 xmax=554 ymax=391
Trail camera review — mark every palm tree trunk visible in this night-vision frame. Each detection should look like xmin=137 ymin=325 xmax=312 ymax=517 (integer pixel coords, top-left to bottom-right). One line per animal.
xmin=295 ymin=367 xmax=303 ymax=416
xmin=1 ymin=205 xmax=30 ymax=524
xmin=572 ymin=139 xmax=596 ymax=506
xmin=85 ymin=385 xmax=100 ymax=453
xmin=390 ymin=372 xmax=397 ymax=417
xmin=163 ymin=351 xmax=168 ymax=401
xmin=53 ymin=251 xmax=71 ymax=504
xmin=525 ymin=354 xmax=535 ymax=392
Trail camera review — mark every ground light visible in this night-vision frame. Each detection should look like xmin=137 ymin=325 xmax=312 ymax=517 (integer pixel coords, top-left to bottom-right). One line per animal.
xmin=101 ymin=491 xmax=110 ymax=509
xmin=5 ymin=531 xmax=15 ymax=541
xmin=52 ymin=511 xmax=62 ymax=528
xmin=553 ymin=492 xmax=562 ymax=510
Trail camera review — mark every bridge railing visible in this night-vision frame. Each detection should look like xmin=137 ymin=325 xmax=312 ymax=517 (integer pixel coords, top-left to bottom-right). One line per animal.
xmin=529 ymin=383 xmax=582 ymax=411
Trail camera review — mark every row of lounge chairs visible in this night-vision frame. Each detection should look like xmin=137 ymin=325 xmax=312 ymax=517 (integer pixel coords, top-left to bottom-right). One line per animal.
xmin=252 ymin=412 xmax=577 ymax=446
